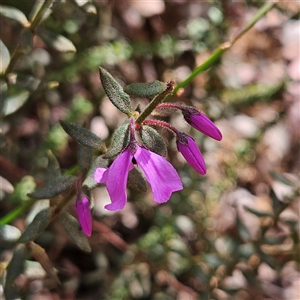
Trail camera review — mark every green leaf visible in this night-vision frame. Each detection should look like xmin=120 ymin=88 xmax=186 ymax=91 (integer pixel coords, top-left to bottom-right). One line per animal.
xmin=38 ymin=29 xmax=76 ymax=52
xmin=83 ymin=156 xmax=108 ymax=191
xmin=0 ymin=5 xmax=29 ymax=26
xmin=103 ymin=120 xmax=130 ymax=159
xmin=28 ymin=175 xmax=76 ymax=199
xmin=269 ymin=171 xmax=295 ymax=187
xmin=18 ymin=207 xmax=52 ymax=243
xmin=244 ymin=205 xmax=273 ymax=218
xmin=128 ymin=168 xmax=147 ymax=193
xmin=2 ymin=90 xmax=30 ymax=116
xmin=28 ymin=241 xmax=60 ymax=285
xmin=99 ymin=67 xmax=132 ymax=115
xmin=124 ymin=80 xmax=167 ymax=98
xmin=5 ymin=244 xmax=27 ymax=283
xmin=47 ymin=150 xmax=61 ymax=181
xmin=139 ymin=125 xmax=167 ymax=157
xmin=60 ymin=120 xmax=104 ymax=149
xmin=59 ymin=212 xmax=91 ymax=252
xmin=0 ymin=40 xmax=10 ymax=73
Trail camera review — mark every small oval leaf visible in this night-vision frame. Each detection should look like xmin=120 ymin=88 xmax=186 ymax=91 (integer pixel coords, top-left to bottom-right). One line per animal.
xmin=38 ymin=29 xmax=76 ymax=52
xmin=124 ymin=80 xmax=167 ymax=98
xmin=0 ymin=40 xmax=10 ymax=73
xmin=18 ymin=207 xmax=52 ymax=243
xmin=103 ymin=120 xmax=130 ymax=159
xmin=28 ymin=175 xmax=77 ymax=199
xmin=99 ymin=67 xmax=132 ymax=115
xmin=5 ymin=244 xmax=27 ymax=283
xmin=2 ymin=90 xmax=30 ymax=116
xmin=0 ymin=225 xmax=21 ymax=248
xmin=60 ymin=120 xmax=104 ymax=149
xmin=59 ymin=212 xmax=91 ymax=252
xmin=0 ymin=5 xmax=29 ymax=26
xmin=28 ymin=241 xmax=60 ymax=285
xmin=139 ymin=125 xmax=167 ymax=157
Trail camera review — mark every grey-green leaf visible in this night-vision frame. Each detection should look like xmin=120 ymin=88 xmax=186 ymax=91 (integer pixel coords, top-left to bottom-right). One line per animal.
xmin=78 ymin=144 xmax=93 ymax=174
xmin=47 ymin=150 xmax=61 ymax=181
xmin=5 ymin=244 xmax=27 ymax=283
xmin=103 ymin=120 xmax=130 ymax=159
xmin=28 ymin=175 xmax=76 ymax=199
xmin=124 ymin=80 xmax=167 ymax=98
xmin=4 ymin=282 xmax=20 ymax=300
xmin=59 ymin=212 xmax=91 ymax=252
xmin=38 ymin=29 xmax=76 ymax=52
xmin=60 ymin=120 xmax=104 ymax=149
xmin=140 ymin=125 xmax=167 ymax=157
xmin=0 ymin=39 xmax=10 ymax=73
xmin=83 ymin=156 xmax=108 ymax=191
xmin=18 ymin=208 xmax=52 ymax=243
xmin=128 ymin=168 xmax=147 ymax=193
xmin=99 ymin=67 xmax=132 ymax=115
xmin=0 ymin=5 xmax=29 ymax=26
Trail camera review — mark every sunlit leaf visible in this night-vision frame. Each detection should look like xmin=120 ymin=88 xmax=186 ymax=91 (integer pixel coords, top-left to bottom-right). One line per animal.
xmin=28 ymin=175 xmax=76 ymax=199
xmin=38 ymin=29 xmax=76 ymax=52
xmin=18 ymin=208 xmax=52 ymax=243
xmin=2 ymin=91 xmax=30 ymax=116
xmin=0 ymin=39 xmax=10 ymax=73
xmin=0 ymin=225 xmax=21 ymax=248
xmin=269 ymin=171 xmax=295 ymax=187
xmin=27 ymin=241 xmax=60 ymax=285
xmin=59 ymin=212 xmax=91 ymax=252
xmin=0 ymin=5 xmax=29 ymax=26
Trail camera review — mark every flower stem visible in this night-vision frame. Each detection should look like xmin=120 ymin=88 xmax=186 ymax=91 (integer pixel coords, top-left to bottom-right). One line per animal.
xmin=170 ymin=2 xmax=276 ymax=98
xmin=135 ymin=80 xmax=176 ymax=124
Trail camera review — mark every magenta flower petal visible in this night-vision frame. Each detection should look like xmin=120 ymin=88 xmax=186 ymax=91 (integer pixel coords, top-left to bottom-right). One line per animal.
xmin=134 ymin=146 xmax=183 ymax=204
xmin=177 ymin=135 xmax=206 ymax=175
xmin=105 ymin=149 xmax=134 ymax=211
xmin=94 ymin=167 xmax=108 ymax=183
xmin=76 ymin=196 xmax=92 ymax=237
xmin=185 ymin=113 xmax=222 ymax=141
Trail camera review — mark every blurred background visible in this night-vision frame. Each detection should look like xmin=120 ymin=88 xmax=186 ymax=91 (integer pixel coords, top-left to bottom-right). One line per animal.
xmin=0 ymin=1 xmax=299 ymax=299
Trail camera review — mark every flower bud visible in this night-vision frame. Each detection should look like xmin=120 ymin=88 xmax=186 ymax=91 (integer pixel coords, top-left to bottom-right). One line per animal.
xmin=177 ymin=133 xmax=206 ymax=175
xmin=75 ymin=195 xmax=92 ymax=236
xmin=183 ymin=109 xmax=222 ymax=141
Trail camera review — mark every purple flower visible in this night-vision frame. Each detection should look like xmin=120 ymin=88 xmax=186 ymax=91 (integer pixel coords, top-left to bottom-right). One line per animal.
xmin=177 ymin=133 xmax=206 ymax=175
xmin=94 ymin=145 xmax=183 ymax=211
xmin=75 ymin=195 xmax=92 ymax=236
xmin=183 ymin=110 xmax=222 ymax=141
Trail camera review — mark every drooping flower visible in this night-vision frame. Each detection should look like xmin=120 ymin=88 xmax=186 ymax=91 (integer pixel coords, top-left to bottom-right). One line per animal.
xmin=176 ymin=132 xmax=206 ymax=175
xmin=94 ymin=144 xmax=183 ymax=211
xmin=75 ymin=195 xmax=92 ymax=236
xmin=183 ymin=109 xmax=222 ymax=141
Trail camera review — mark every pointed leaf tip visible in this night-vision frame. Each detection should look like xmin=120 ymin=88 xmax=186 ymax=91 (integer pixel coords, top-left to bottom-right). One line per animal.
xmin=99 ymin=67 xmax=132 ymax=115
